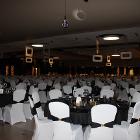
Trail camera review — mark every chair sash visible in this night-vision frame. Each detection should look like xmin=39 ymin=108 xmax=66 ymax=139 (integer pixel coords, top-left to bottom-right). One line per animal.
xmin=130 ymin=118 xmax=140 ymax=124
xmin=130 ymin=102 xmax=136 ymax=107
xmin=30 ymin=101 xmax=42 ymax=115
xmin=48 ymin=114 xmax=71 ymax=123
xmin=90 ymin=121 xmax=114 ymax=128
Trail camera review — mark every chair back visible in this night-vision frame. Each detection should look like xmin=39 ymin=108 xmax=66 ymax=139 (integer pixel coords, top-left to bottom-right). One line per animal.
xmin=100 ymin=89 xmax=114 ymax=98
xmin=63 ymin=85 xmax=72 ymax=95
xmin=89 ymin=104 xmax=117 ymax=140
xmin=49 ymin=102 xmax=69 ymax=119
xmin=38 ymin=82 xmax=47 ymax=90
xmin=54 ymin=83 xmax=61 ymax=90
xmin=135 ymin=84 xmax=140 ymax=91
xmin=128 ymin=101 xmax=140 ymax=140
xmin=13 ymin=89 xmax=26 ymax=102
xmin=102 ymin=85 xmax=111 ymax=90
xmin=129 ymin=88 xmax=137 ymax=97
xmin=32 ymin=88 xmax=44 ymax=119
xmin=110 ymin=83 xmax=116 ymax=90
xmin=91 ymin=104 xmax=117 ymax=124
xmin=48 ymin=101 xmax=72 ymax=140
xmin=81 ymin=85 xmax=92 ymax=94
xmin=49 ymin=89 xmax=62 ymax=99
xmin=73 ymin=88 xmax=84 ymax=97
xmin=131 ymin=91 xmax=140 ymax=103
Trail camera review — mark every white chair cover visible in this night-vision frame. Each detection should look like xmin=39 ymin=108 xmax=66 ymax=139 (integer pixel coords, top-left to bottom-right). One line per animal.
xmin=0 ymin=89 xmax=4 ymax=94
xmin=32 ymin=88 xmax=45 ymax=119
xmin=49 ymin=101 xmax=83 ymax=140
xmin=49 ymin=89 xmax=62 ymax=100
xmin=129 ymin=88 xmax=137 ymax=97
xmin=135 ymin=84 xmax=140 ymax=91
xmin=128 ymin=101 xmax=140 ymax=140
xmin=102 ymin=85 xmax=111 ymax=90
xmin=73 ymin=88 xmax=84 ymax=97
xmin=81 ymin=85 xmax=92 ymax=94
xmin=16 ymin=82 xmax=27 ymax=90
xmin=3 ymin=89 xmax=26 ymax=125
xmin=53 ymin=82 xmax=61 ymax=90
xmin=128 ymin=91 xmax=140 ymax=122
xmin=100 ymin=89 xmax=114 ymax=98
xmin=63 ymin=85 xmax=72 ymax=95
xmin=28 ymin=97 xmax=53 ymax=140
xmin=84 ymin=104 xmax=117 ymax=140
xmin=114 ymin=101 xmax=140 ymax=140
xmin=38 ymin=82 xmax=47 ymax=103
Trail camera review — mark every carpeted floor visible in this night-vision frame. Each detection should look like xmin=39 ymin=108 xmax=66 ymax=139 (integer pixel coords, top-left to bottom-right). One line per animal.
xmin=0 ymin=120 xmax=34 ymax=140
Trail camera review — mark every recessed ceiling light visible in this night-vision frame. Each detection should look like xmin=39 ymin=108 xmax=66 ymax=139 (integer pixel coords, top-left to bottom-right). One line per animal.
xmin=32 ymin=44 xmax=43 ymax=47
xmin=103 ymin=35 xmax=120 ymax=41
xmin=111 ymin=54 xmax=120 ymax=57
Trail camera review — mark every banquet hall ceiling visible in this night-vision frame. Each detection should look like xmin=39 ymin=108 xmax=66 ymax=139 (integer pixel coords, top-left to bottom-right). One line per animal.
xmin=0 ymin=0 xmax=140 ymax=62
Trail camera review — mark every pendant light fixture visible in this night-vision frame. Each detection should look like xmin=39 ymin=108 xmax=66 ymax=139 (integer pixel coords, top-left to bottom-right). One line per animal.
xmin=92 ymin=37 xmax=103 ymax=62
xmin=62 ymin=0 xmax=69 ymax=28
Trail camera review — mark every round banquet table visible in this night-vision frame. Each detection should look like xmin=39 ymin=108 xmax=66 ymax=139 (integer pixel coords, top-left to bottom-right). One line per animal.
xmin=0 ymin=94 xmax=13 ymax=107
xmin=44 ymin=97 xmax=129 ymax=125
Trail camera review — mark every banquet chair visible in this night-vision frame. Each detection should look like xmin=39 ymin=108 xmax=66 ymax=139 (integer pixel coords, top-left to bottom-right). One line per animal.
xmin=62 ymin=85 xmax=72 ymax=95
xmin=22 ymin=84 xmax=35 ymax=120
xmin=16 ymin=82 xmax=27 ymax=90
xmin=129 ymin=88 xmax=137 ymax=100
xmin=28 ymin=97 xmax=54 ymax=140
xmin=135 ymin=84 xmax=140 ymax=91
xmin=100 ymin=89 xmax=114 ymax=99
xmin=84 ymin=104 xmax=117 ymax=140
xmin=49 ymin=89 xmax=62 ymax=100
xmin=114 ymin=101 xmax=140 ymax=140
xmin=110 ymin=83 xmax=116 ymax=90
xmin=0 ymin=88 xmax=4 ymax=94
xmin=23 ymin=85 xmax=33 ymax=120
xmin=3 ymin=89 xmax=26 ymax=125
xmin=38 ymin=82 xmax=47 ymax=104
xmin=102 ymin=85 xmax=111 ymax=90
xmin=53 ymin=82 xmax=61 ymax=90
xmin=81 ymin=85 xmax=92 ymax=94
xmin=32 ymin=88 xmax=46 ymax=120
xmin=128 ymin=91 xmax=140 ymax=122
xmin=48 ymin=101 xmax=83 ymax=140
xmin=73 ymin=88 xmax=84 ymax=97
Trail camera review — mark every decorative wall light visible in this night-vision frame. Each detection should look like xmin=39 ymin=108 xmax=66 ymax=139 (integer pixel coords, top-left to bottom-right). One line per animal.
xmin=117 ymin=66 xmax=120 ymax=77
xmin=120 ymin=51 xmax=132 ymax=60
xmin=123 ymin=67 xmax=126 ymax=75
xmin=5 ymin=65 xmax=9 ymax=76
xmin=93 ymin=37 xmax=103 ymax=62
xmin=129 ymin=68 xmax=134 ymax=76
xmin=11 ymin=65 xmax=14 ymax=76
